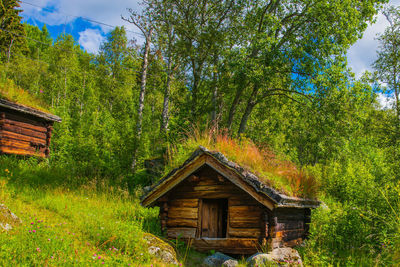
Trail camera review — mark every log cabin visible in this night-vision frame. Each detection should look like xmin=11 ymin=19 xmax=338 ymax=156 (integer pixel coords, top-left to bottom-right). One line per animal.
xmin=141 ymin=146 xmax=320 ymax=255
xmin=0 ymin=98 xmax=61 ymax=158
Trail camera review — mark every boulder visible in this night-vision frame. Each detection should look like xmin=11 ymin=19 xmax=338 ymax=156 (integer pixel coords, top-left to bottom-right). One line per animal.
xmin=247 ymin=248 xmax=303 ymax=266
xmin=0 ymin=204 xmax=21 ymax=232
xmin=203 ymin=252 xmax=238 ymax=267
xmin=222 ymin=259 xmax=239 ymax=267
xmin=143 ymin=233 xmax=178 ymax=265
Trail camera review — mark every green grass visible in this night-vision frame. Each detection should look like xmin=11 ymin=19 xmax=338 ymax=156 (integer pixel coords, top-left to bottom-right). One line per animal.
xmin=0 ymin=156 xmax=182 ymax=266
xmin=0 ymin=78 xmax=49 ymax=113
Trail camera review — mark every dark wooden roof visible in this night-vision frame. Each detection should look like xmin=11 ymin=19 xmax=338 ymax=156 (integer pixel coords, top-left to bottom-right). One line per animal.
xmin=141 ymin=146 xmax=320 ymax=209
xmin=0 ymin=99 xmax=61 ymax=123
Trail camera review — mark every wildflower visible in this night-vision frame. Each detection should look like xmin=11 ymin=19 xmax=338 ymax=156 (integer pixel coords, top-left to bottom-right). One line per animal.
xmin=29 ymin=230 xmax=31 ymax=233
xmin=101 ymin=262 xmax=105 ymax=265
xmin=31 ymin=222 xmax=34 ymax=225
xmin=36 ymin=248 xmax=41 ymax=252
xmin=40 ymin=90 xmax=44 ymax=93
xmin=33 ymin=230 xmax=36 ymax=233
xmin=48 ymin=239 xmax=51 ymax=241
xmin=51 ymin=256 xmax=54 ymax=259
xmin=98 ymin=256 xmax=101 ymax=259
xmin=5 ymin=169 xmax=9 ymax=173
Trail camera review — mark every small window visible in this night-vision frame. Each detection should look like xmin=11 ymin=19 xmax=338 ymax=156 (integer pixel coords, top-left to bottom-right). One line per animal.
xmin=201 ymin=199 xmax=228 ymax=238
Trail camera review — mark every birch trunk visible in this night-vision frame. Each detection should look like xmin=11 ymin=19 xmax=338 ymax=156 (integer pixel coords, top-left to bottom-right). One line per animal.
xmin=132 ymin=28 xmax=153 ymax=171
xmin=161 ymin=58 xmax=172 ymax=134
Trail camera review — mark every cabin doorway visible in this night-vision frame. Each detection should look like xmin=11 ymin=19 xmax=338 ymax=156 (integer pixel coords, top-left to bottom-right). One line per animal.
xmin=201 ymin=199 xmax=228 ymax=238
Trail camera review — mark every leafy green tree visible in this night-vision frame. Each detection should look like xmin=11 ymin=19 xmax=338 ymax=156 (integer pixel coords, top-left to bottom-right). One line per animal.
xmin=24 ymin=23 xmax=52 ymax=59
xmin=226 ymin=0 xmax=385 ymax=135
xmin=374 ymin=5 xmax=400 ymax=126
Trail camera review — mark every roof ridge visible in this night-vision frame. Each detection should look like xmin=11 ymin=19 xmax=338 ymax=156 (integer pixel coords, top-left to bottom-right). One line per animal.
xmin=0 ymin=98 xmax=62 ymax=122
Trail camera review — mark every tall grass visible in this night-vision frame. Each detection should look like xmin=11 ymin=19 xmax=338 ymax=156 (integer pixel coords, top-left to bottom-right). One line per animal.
xmin=0 ymin=156 xmax=171 ymax=266
xmin=0 ymin=78 xmax=49 ymax=112
xmin=167 ymin=127 xmax=319 ymax=199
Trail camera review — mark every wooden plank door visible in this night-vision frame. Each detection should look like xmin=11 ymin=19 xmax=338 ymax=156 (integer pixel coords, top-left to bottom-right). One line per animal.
xmin=201 ymin=199 xmax=227 ymax=238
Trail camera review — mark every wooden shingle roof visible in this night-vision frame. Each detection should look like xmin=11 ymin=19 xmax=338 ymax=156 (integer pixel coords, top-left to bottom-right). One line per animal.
xmin=0 ymin=99 xmax=61 ymax=123
xmin=141 ymin=146 xmax=320 ymax=209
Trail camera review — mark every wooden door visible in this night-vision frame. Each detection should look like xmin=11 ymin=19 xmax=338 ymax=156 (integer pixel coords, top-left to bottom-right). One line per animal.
xmin=201 ymin=199 xmax=227 ymax=238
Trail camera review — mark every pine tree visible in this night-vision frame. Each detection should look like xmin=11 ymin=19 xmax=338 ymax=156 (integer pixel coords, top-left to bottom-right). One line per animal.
xmin=0 ymin=0 xmax=27 ymax=61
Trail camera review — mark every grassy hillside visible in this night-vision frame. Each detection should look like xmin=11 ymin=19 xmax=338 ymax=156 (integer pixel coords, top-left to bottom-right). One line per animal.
xmin=0 ymin=156 xmax=181 ymax=266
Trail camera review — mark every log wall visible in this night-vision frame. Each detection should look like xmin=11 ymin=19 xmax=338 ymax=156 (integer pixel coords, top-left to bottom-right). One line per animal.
xmin=159 ymin=165 xmax=265 ymax=254
xmin=268 ymin=207 xmax=310 ymax=249
xmin=0 ymin=109 xmax=53 ymax=157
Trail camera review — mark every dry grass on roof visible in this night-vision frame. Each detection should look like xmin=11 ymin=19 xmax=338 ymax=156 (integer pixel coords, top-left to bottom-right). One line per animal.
xmin=0 ymin=78 xmax=49 ymax=113
xmin=166 ymin=127 xmax=319 ymax=199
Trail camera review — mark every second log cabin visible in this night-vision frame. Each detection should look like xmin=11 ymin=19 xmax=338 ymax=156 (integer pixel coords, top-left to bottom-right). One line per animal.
xmin=0 ymin=98 xmax=61 ymax=158
xmin=141 ymin=146 xmax=320 ymax=255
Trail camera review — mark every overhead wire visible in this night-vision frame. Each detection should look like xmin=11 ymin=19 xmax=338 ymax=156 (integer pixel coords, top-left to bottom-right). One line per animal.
xmin=20 ymin=0 xmax=145 ymax=37
xmin=0 ymin=26 xmax=148 ymax=75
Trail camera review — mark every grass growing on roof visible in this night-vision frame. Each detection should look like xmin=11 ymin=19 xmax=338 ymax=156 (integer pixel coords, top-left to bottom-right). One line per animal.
xmin=166 ymin=128 xmax=319 ymax=199
xmin=0 ymin=78 xmax=49 ymax=113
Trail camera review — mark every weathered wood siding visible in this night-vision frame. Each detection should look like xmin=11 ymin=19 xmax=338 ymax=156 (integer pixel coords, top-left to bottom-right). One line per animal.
xmin=269 ymin=207 xmax=310 ymax=249
xmin=0 ymin=109 xmax=53 ymax=157
xmin=159 ymin=165 xmax=264 ymax=254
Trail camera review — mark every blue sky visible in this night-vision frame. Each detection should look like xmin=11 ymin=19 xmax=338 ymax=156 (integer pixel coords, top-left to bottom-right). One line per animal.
xmin=19 ymin=0 xmax=399 ymax=80
xmin=20 ymin=0 xmax=143 ymax=53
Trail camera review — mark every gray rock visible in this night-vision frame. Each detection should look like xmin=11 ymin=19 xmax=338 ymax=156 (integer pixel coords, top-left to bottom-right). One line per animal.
xmin=247 ymin=252 xmax=277 ymax=267
xmin=222 ymin=259 xmax=238 ymax=267
xmin=247 ymin=248 xmax=303 ymax=266
xmin=0 ymin=204 xmax=21 ymax=232
xmin=143 ymin=233 xmax=178 ymax=265
xmin=203 ymin=252 xmax=236 ymax=267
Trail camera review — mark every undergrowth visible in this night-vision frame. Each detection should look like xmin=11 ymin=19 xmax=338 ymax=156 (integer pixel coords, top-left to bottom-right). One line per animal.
xmin=166 ymin=127 xmax=319 ymax=199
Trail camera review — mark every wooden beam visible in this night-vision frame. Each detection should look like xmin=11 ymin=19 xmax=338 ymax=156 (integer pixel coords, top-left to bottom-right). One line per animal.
xmin=188 ymin=174 xmax=200 ymax=183
xmin=167 ymin=218 xmax=198 ymax=228
xmin=167 ymin=227 xmax=196 ymax=239
xmin=191 ymin=238 xmax=260 ymax=254
xmin=142 ymin=154 xmax=207 ymax=206
xmin=168 ymin=207 xmax=198 ymax=219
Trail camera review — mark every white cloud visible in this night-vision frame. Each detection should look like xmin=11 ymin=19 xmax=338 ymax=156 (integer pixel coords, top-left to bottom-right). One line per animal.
xmin=78 ymin=29 xmax=105 ymax=54
xmin=347 ymin=0 xmax=400 ymax=78
xmin=377 ymin=92 xmax=395 ymax=109
xmin=20 ymin=0 xmax=142 ymax=36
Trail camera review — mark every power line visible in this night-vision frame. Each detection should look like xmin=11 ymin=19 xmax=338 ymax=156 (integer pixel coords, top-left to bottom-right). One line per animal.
xmin=0 ymin=26 xmax=145 ymax=75
xmin=20 ymin=0 xmax=145 ymax=37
